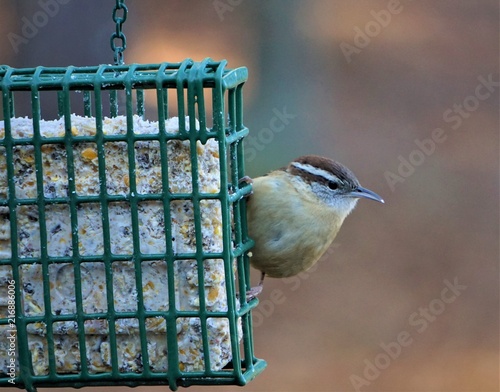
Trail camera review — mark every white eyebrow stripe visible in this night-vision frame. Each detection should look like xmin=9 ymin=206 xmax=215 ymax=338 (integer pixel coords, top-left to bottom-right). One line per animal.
xmin=291 ymin=162 xmax=339 ymax=183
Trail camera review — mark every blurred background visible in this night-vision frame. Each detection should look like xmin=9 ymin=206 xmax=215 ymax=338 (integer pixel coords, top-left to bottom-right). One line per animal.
xmin=1 ymin=0 xmax=498 ymax=391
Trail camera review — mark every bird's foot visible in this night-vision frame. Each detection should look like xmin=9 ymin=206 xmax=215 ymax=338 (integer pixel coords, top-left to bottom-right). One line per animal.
xmin=245 ymin=271 xmax=265 ymax=301
xmin=239 ymin=175 xmax=254 ymax=197
xmin=245 ymin=285 xmax=263 ymax=301
xmin=228 ymin=176 xmax=253 ymax=197
xmin=239 ymin=175 xmax=253 ymax=185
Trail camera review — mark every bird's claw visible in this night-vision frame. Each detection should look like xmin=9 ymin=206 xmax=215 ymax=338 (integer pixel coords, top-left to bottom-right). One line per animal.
xmin=239 ymin=175 xmax=253 ymax=185
xmin=245 ymin=285 xmax=263 ymax=301
xmin=236 ymin=175 xmax=253 ymax=197
xmin=228 ymin=176 xmax=253 ymax=196
xmin=245 ymin=271 xmax=265 ymax=301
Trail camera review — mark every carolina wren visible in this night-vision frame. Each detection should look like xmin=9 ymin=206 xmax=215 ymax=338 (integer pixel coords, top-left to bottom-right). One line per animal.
xmin=245 ymin=155 xmax=384 ymax=297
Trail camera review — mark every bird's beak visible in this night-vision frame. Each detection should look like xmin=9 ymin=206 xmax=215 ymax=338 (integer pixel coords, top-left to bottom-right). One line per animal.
xmin=349 ymin=186 xmax=384 ymax=203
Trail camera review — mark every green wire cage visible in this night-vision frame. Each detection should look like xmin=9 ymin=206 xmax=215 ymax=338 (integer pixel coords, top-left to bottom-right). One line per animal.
xmin=0 ymin=58 xmax=266 ymax=391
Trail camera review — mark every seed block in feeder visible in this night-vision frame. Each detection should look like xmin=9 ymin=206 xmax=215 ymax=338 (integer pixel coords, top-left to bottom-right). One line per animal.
xmin=0 ymin=115 xmax=239 ymax=375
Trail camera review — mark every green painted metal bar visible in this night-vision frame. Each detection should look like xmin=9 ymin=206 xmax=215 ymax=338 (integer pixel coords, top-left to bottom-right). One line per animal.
xmin=215 ymin=60 xmax=243 ymax=383
xmin=91 ymin=67 xmax=111 ymax=382
xmin=136 ymin=89 xmax=145 ymax=118
xmin=110 ymin=89 xmax=119 ymax=117
xmin=1 ymin=66 xmax=37 ymax=392
xmin=123 ymin=63 xmax=152 ymax=380
xmin=94 ymin=63 xmax=120 ymax=379
xmin=31 ymin=66 xmax=58 ymax=381
xmin=186 ymin=60 xmax=211 ymax=375
xmin=61 ymin=66 xmax=89 ymax=381
xmin=83 ymin=91 xmax=92 ymax=117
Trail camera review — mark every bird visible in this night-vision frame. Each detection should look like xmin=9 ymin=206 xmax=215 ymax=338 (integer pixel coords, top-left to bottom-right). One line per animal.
xmin=245 ymin=155 xmax=384 ymax=298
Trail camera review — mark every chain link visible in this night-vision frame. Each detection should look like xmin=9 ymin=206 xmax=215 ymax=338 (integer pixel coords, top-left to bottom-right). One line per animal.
xmin=110 ymin=0 xmax=128 ymax=65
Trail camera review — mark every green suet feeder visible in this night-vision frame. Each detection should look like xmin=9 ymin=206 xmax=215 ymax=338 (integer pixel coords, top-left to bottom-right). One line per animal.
xmin=0 ymin=2 xmax=265 ymax=391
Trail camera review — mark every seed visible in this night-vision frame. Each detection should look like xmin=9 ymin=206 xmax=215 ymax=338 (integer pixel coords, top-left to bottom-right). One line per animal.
xmin=81 ymin=148 xmax=97 ymax=161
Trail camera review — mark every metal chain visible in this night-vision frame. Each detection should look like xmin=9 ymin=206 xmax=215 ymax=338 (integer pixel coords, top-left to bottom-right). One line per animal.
xmin=110 ymin=0 xmax=128 ymax=65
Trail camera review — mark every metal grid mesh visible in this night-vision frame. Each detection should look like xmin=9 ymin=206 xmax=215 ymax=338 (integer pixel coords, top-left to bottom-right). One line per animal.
xmin=0 ymin=59 xmax=265 ymax=391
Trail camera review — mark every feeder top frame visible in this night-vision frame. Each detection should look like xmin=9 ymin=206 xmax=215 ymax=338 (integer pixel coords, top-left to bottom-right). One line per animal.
xmin=0 ymin=59 xmax=248 ymax=92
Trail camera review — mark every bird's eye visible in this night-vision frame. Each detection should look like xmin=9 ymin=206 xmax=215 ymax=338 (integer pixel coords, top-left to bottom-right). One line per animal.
xmin=328 ymin=181 xmax=338 ymax=190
